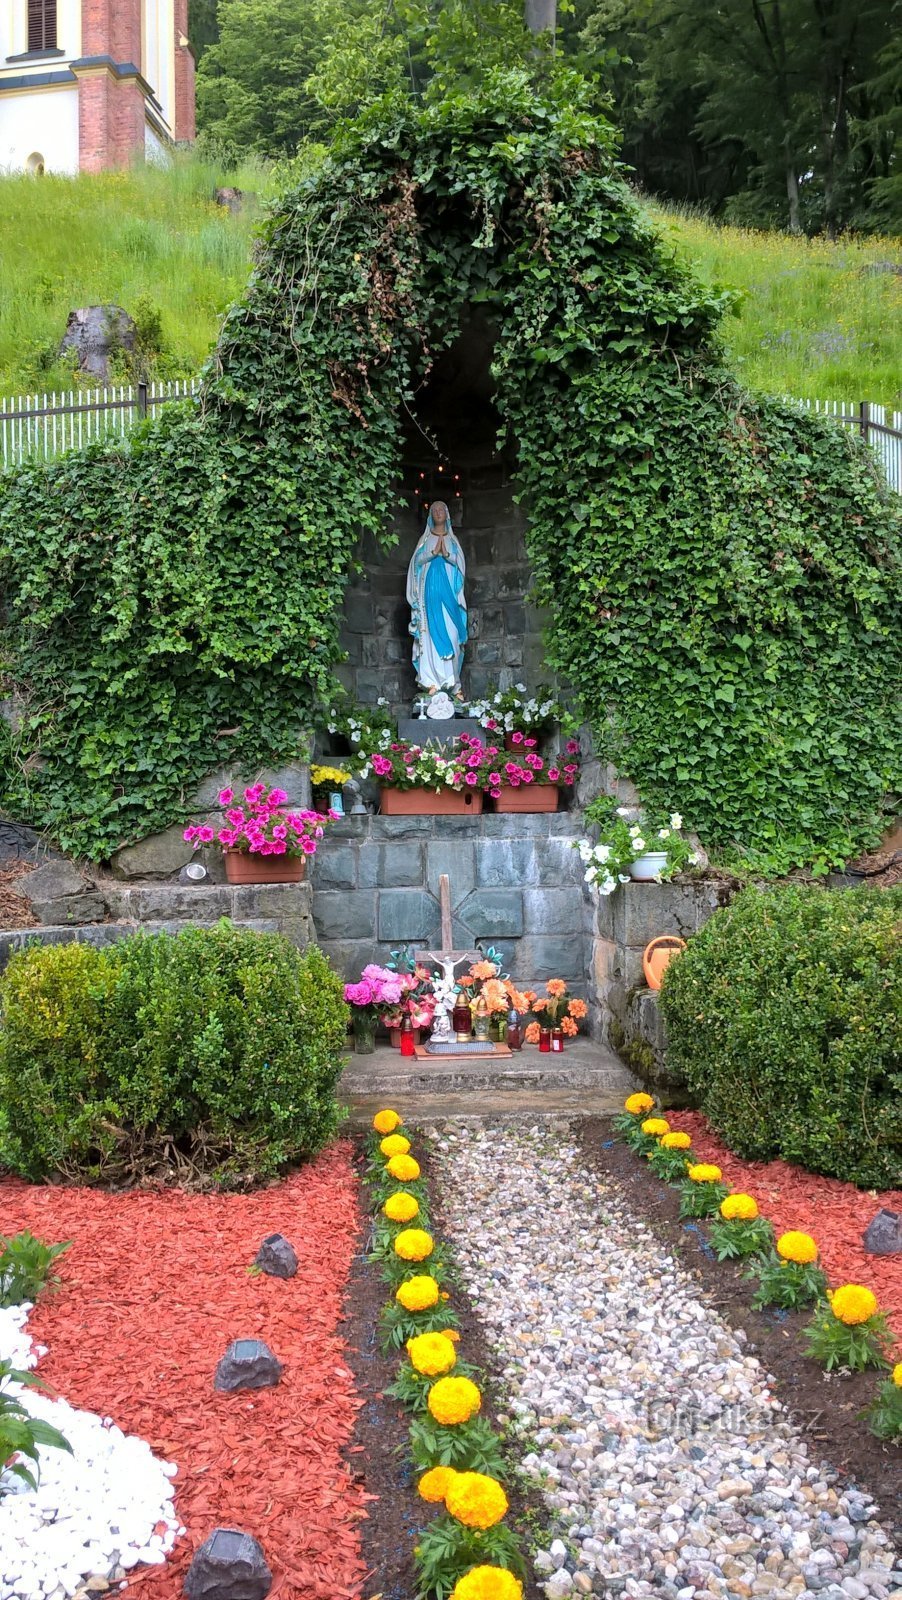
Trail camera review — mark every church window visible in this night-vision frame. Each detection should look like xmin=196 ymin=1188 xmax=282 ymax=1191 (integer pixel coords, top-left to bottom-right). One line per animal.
xmin=27 ymin=0 xmax=57 ymax=51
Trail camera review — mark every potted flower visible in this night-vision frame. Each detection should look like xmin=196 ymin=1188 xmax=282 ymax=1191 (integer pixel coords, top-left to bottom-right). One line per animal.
xmin=184 ymin=784 xmax=336 ymax=884
xmin=344 ymin=964 xmax=409 ymax=1053
xmin=521 ymin=980 xmax=587 ymax=1051
xmin=310 ymin=763 xmax=352 ymax=815
xmin=487 ymin=735 xmax=580 ymax=813
xmin=468 ymin=683 xmax=579 ymax=744
xmin=362 ymin=738 xmax=495 ymax=816
xmin=380 ymin=961 xmax=437 ymax=1046
xmin=576 ymin=801 xmax=698 ymax=894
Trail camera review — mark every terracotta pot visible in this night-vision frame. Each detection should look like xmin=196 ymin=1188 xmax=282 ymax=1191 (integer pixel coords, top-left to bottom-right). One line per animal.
xmin=224 ymin=850 xmax=307 ymax=884
xmin=493 ymin=783 xmax=559 ymax=814
xmin=380 ymin=786 xmax=484 ymax=816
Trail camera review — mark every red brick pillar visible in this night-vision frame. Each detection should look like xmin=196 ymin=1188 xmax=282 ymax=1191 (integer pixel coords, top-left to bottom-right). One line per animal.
xmin=173 ymin=0 xmax=196 ymax=142
xmin=76 ymin=0 xmax=145 ymax=171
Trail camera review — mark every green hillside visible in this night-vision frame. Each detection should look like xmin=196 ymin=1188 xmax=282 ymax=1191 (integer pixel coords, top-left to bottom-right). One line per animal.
xmin=0 ymin=157 xmax=899 ymax=406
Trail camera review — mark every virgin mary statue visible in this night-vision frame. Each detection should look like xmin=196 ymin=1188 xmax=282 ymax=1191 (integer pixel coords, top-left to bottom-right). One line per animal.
xmin=406 ymin=500 xmax=468 ymax=695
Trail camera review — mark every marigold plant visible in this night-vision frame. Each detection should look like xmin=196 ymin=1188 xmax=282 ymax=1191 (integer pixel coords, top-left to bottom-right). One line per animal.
xmin=396 ymin=1274 xmax=440 ymax=1312
xmin=373 ymin=1109 xmax=401 ymax=1134
xmin=380 ymin=1133 xmax=411 ymax=1158
xmin=445 ymin=1471 xmax=509 ymax=1530
xmin=394 ymin=1227 xmax=434 ymax=1262
xmin=661 ymin=1131 xmax=691 ymax=1149
xmin=829 ymin=1284 xmax=879 ymax=1326
xmin=428 ymin=1375 xmax=482 ymax=1425
xmin=641 ymin=1118 xmax=670 ymax=1137
xmin=418 ymin=1465 xmax=458 ymax=1503
xmin=450 ymin=1568 xmax=524 ymax=1600
xmin=867 ymin=1364 xmax=902 ymax=1442
xmin=720 ymin=1193 xmax=758 ymax=1221
xmin=679 ymin=1166 xmax=729 ymax=1218
xmin=625 ymin=1093 xmax=654 ymax=1115
xmin=383 ymin=1191 xmax=419 ymax=1224
xmin=387 ymin=1153 xmax=420 ymax=1182
xmin=688 ymin=1163 xmax=722 ymax=1182
xmin=776 ymin=1231 xmax=818 ymax=1265
xmin=407 ymin=1331 xmax=458 ymax=1376
xmin=803 ymin=1285 xmax=891 ymax=1371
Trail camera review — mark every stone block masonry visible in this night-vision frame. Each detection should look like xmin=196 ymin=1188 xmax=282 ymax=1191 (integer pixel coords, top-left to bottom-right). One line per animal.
xmin=310 ymin=811 xmax=588 ymax=992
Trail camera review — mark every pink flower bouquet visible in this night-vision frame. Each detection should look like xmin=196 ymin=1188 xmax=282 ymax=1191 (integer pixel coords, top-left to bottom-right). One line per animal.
xmin=184 ymin=783 xmax=337 ymax=857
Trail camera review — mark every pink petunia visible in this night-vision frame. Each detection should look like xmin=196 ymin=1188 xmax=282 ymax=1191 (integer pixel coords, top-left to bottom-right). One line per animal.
xmin=566 ymin=739 xmax=580 ymax=755
xmin=272 ymin=824 xmax=287 ymax=840
xmin=511 ymin=731 xmax=524 ymax=745
xmin=522 ymin=771 xmax=534 ymax=783
xmin=244 ymin=783 xmax=265 ymax=803
xmin=509 ymin=775 xmax=521 ymax=787
xmin=524 ymin=737 xmax=537 ymax=749
xmin=301 ymin=837 xmax=316 ymax=853
xmin=196 ymin=825 xmax=215 ymax=843
xmin=226 ymin=808 xmax=245 ymax=826
xmin=271 ymin=840 xmax=287 ymax=854
xmin=217 ymin=787 xmax=234 ymax=806
xmin=183 ymin=826 xmax=197 ymax=842
xmin=547 ymin=767 xmax=561 ymax=782
xmin=465 ymin=772 xmax=478 ymax=786
xmin=268 ymin=788 xmax=288 ymax=806
xmin=486 ymin=718 xmax=498 ymax=730
xmin=217 ymin=827 xmax=237 ymax=847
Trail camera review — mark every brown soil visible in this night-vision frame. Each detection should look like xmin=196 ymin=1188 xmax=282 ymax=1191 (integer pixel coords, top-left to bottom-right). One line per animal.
xmin=574 ymin=1119 xmax=902 ymax=1543
xmin=0 ymin=859 xmax=37 ymax=927
xmin=842 ymin=848 xmax=902 ymax=887
xmin=341 ymin=1137 xmax=545 ymax=1600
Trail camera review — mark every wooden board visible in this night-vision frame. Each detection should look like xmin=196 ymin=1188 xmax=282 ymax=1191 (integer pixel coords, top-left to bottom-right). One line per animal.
xmin=413 ymin=1042 xmax=513 ymax=1060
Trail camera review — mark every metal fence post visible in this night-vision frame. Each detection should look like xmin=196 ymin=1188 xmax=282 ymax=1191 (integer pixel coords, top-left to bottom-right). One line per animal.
xmin=859 ymin=400 xmax=870 ymax=445
xmin=138 ymin=381 xmax=148 ymax=419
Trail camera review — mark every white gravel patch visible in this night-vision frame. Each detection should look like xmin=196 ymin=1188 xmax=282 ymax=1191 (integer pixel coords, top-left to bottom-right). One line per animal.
xmin=0 ymin=1305 xmax=182 ymax=1600
xmin=432 ymin=1125 xmax=902 ymax=1600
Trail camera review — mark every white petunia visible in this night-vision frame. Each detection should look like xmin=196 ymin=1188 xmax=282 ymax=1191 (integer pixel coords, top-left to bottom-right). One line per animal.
xmin=629 ymin=824 xmax=642 ymax=838
xmin=658 ymin=827 xmax=670 ymax=840
xmin=688 ymin=851 xmax=699 ymax=865
xmin=600 ymin=875 xmax=617 ymax=895
xmin=670 ymin=812 xmax=683 ymax=830
xmin=584 ymin=866 xmax=597 ymax=884
xmin=593 ymin=844 xmax=611 ymax=862
xmin=578 ymin=841 xmax=594 ymax=862
xmin=616 ymin=806 xmax=631 ymax=817
xmin=618 ymin=873 xmax=632 ymax=884
xmin=632 ymin=837 xmax=646 ymax=852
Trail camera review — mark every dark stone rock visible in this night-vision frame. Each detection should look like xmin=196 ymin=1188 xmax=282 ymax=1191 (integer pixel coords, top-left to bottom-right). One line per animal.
xmin=214 ymin=1339 xmax=283 ymax=1392
xmin=511 ymin=933 xmax=584 ymax=983
xmin=475 ymin=839 xmax=538 ymax=889
xmin=111 ymin=824 xmax=195 ymax=879
xmin=255 ymin=1234 xmax=298 ymax=1279
xmin=59 ymin=305 xmax=136 ymax=381
xmin=369 ymin=815 xmax=433 ymax=840
xmin=863 ymin=1208 xmax=902 ymax=1255
xmin=32 ymin=893 xmax=107 ymax=925
xmin=0 ymin=821 xmax=46 ymax=863
xmin=425 ymin=839 xmax=476 ymax=904
xmin=522 ymin=887 xmax=583 ymax=935
xmin=20 ymin=859 xmax=87 ymax=901
xmin=184 ymin=1528 xmax=272 ymax=1600
xmin=309 ymin=844 xmax=358 ymax=890
xmin=213 ymin=187 xmax=252 ymax=213
xmin=359 ymin=842 xmax=424 ymax=890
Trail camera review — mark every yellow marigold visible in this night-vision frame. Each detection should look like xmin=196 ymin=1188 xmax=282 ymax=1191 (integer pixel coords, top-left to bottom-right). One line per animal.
xmin=641 ymin=1117 xmax=670 ymax=1137
xmin=394 ymin=1227 xmax=434 ymax=1262
xmin=379 ymin=1133 xmax=411 ymax=1158
xmin=688 ymin=1163 xmax=722 ymax=1183
xmin=373 ymin=1109 xmax=401 ymax=1134
xmin=418 ymin=1465 xmax=458 ymax=1504
xmin=661 ymin=1131 xmax=692 ymax=1150
xmin=383 ymin=1191 xmax=419 ymax=1224
xmin=776 ymin=1231 xmax=818 ymax=1265
xmin=892 ymin=1363 xmax=902 ymax=1389
xmin=445 ymin=1471 xmax=509 ymax=1530
xmin=427 ymin=1375 xmax=482 ymax=1425
xmin=625 ymin=1092 xmax=654 ymax=1115
xmin=407 ymin=1331 xmax=458 ymax=1376
xmin=450 ymin=1568 xmax=524 ymax=1600
xmin=395 ymin=1275 xmax=439 ymax=1312
xmin=720 ymin=1193 xmax=759 ymax=1222
xmin=386 ymin=1153 xmax=420 ymax=1182
xmin=829 ymin=1284 xmax=879 ymax=1326
xmin=445 ymin=1329 xmax=461 ymax=1343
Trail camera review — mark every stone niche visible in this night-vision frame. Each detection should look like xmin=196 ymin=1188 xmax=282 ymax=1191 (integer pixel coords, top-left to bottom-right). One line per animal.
xmin=335 ymin=310 xmax=550 ymax=712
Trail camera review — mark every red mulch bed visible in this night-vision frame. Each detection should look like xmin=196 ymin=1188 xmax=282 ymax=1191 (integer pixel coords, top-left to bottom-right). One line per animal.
xmin=0 ymin=1144 xmax=368 ymax=1599
xmin=667 ymin=1111 xmax=902 ymax=1342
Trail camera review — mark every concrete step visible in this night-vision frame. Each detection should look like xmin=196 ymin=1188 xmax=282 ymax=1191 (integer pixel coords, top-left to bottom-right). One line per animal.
xmin=342 ymin=1088 xmax=630 ymax=1126
xmin=339 ymin=1038 xmax=638 ymax=1122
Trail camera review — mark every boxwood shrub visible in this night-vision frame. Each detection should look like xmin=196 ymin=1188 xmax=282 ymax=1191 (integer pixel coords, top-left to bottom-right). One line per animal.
xmin=659 ymin=885 xmax=901 ymax=1189
xmin=0 ymin=922 xmax=349 ymax=1186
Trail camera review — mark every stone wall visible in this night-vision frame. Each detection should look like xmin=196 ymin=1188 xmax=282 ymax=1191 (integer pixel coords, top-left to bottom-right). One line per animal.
xmin=588 ymin=879 xmax=735 ymax=1093
xmin=310 ymin=810 xmax=589 ymax=989
xmin=336 ymin=456 xmax=549 ymax=711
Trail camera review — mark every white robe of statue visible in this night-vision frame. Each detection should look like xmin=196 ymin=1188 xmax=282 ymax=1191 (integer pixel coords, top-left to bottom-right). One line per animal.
xmin=406 ymin=500 xmax=468 ymax=694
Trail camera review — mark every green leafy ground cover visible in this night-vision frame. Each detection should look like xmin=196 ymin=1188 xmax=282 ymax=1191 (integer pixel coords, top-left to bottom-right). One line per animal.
xmin=0 ymin=156 xmax=899 ymax=404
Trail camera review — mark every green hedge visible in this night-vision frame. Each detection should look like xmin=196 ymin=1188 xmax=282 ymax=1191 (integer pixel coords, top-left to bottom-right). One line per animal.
xmin=0 ymin=923 xmax=348 ymax=1185
xmin=659 ymin=885 xmax=901 ymax=1189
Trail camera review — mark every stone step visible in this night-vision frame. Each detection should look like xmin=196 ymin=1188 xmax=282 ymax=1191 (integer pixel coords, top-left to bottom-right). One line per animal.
xmin=341 ymin=1057 xmax=634 ymax=1094
xmin=342 ymin=1088 xmax=629 ymax=1126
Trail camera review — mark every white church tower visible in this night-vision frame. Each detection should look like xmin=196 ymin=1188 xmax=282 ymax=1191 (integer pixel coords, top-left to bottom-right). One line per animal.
xmin=0 ymin=0 xmax=195 ymax=174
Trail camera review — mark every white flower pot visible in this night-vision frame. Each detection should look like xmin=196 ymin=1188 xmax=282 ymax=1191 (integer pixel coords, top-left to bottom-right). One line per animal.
xmin=628 ymin=851 xmax=668 ymax=881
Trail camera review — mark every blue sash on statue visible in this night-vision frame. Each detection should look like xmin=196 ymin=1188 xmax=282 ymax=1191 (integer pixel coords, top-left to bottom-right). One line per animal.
xmin=424 ymin=556 xmax=467 ymax=658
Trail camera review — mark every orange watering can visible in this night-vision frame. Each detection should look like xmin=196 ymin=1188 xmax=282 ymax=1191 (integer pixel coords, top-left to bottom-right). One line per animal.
xmin=642 ymin=936 xmax=687 ymax=991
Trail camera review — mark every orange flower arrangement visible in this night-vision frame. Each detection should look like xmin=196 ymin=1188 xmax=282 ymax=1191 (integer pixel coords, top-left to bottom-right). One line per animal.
xmin=546 ymin=978 xmax=567 ymax=997
xmin=568 ymin=998 xmax=588 ymax=1019
xmin=470 ymin=959 xmax=498 ymax=982
xmin=482 ymin=978 xmax=510 ymax=1014
xmin=528 ymin=980 xmax=587 ymax=1031
xmin=560 ymin=1015 xmax=578 ymax=1036
xmin=524 ymin=1021 xmax=541 ymax=1044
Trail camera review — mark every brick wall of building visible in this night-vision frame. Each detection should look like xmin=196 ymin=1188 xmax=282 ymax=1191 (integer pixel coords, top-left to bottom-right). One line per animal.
xmin=173 ymin=0 xmax=196 ymax=141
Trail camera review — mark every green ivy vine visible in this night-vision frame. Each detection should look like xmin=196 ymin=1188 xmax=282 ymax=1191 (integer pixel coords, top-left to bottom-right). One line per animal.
xmin=0 ymin=72 xmax=899 ymax=867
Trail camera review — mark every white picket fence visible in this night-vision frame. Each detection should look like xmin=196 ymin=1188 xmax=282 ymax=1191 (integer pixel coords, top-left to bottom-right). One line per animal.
xmin=0 ymin=378 xmax=199 ymax=471
xmin=787 ymin=398 xmax=902 ymax=494
xmin=0 ymin=380 xmax=900 ymax=491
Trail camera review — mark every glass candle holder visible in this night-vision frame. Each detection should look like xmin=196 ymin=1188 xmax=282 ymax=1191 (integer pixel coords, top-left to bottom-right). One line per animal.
xmin=539 ymin=1026 xmax=551 ymax=1053
xmin=551 ymin=1027 xmax=564 ymax=1052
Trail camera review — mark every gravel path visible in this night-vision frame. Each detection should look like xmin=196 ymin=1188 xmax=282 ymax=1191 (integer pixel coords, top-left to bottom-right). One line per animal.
xmin=432 ymin=1125 xmax=901 ymax=1600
